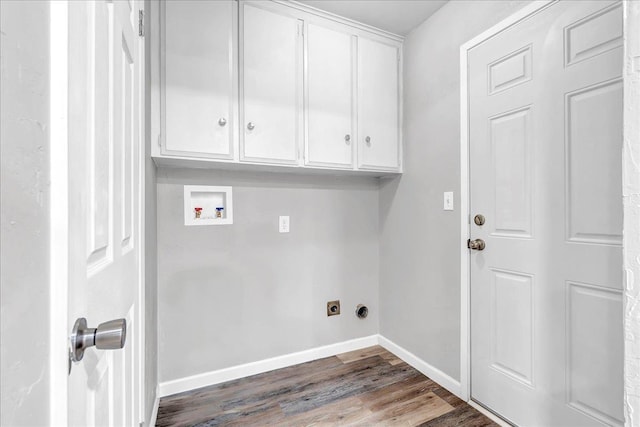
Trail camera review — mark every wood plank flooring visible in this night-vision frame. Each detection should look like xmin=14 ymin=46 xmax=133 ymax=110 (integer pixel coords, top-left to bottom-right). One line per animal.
xmin=156 ymin=346 xmax=498 ymax=427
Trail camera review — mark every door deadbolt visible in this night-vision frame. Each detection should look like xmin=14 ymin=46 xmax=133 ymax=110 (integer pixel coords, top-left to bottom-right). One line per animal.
xmin=474 ymin=214 xmax=485 ymax=226
xmin=467 ymin=238 xmax=486 ymax=251
xmin=69 ymin=317 xmax=126 ymax=364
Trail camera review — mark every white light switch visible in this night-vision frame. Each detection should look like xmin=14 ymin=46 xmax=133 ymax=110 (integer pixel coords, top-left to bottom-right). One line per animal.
xmin=279 ymin=216 xmax=290 ymax=233
xmin=443 ymin=192 xmax=454 ymax=211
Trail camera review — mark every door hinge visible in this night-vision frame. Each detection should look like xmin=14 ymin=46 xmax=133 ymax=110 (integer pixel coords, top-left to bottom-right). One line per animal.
xmin=138 ymin=10 xmax=145 ymax=37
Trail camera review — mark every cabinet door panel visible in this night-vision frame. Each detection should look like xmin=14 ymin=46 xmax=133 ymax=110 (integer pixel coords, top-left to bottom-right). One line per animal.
xmin=164 ymin=0 xmax=234 ymax=158
xmin=357 ymin=37 xmax=400 ymax=170
xmin=241 ymin=4 xmax=300 ymax=164
xmin=306 ymin=24 xmax=353 ymax=168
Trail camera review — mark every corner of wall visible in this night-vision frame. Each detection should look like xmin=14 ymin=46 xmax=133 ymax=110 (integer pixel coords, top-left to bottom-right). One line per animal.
xmin=144 ymin=0 xmax=160 ymax=423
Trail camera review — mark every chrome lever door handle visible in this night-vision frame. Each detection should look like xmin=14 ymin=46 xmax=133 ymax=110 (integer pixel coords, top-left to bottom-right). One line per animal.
xmin=467 ymin=238 xmax=486 ymax=251
xmin=70 ymin=317 xmax=126 ymax=363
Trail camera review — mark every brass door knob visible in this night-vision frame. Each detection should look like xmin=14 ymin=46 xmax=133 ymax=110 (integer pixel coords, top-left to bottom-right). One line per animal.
xmin=467 ymin=239 xmax=486 ymax=251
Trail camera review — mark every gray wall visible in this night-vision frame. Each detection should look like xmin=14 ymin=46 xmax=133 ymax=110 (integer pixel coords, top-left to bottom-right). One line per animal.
xmin=144 ymin=0 xmax=159 ymax=421
xmin=379 ymin=0 xmax=530 ymax=381
xmin=157 ymin=169 xmax=380 ymax=382
xmin=0 ymin=1 xmax=51 ymax=425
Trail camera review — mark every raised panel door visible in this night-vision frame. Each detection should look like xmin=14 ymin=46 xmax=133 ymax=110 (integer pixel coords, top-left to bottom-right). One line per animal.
xmin=66 ymin=0 xmax=143 ymax=425
xmin=469 ymin=2 xmax=623 ymax=425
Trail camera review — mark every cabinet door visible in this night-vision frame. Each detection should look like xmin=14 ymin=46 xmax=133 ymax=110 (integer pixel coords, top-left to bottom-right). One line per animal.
xmin=241 ymin=3 xmax=301 ymax=165
xmin=306 ymin=24 xmax=354 ymax=168
xmin=357 ymin=37 xmax=400 ymax=170
xmin=163 ymin=0 xmax=235 ymax=159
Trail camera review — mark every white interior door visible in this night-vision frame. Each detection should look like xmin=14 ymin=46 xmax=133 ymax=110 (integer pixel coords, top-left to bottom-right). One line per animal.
xmin=469 ymin=1 xmax=623 ymax=426
xmin=66 ymin=0 xmax=143 ymax=425
xmin=163 ymin=0 xmax=235 ymax=159
xmin=240 ymin=2 xmax=301 ymax=165
xmin=305 ymin=23 xmax=354 ymax=168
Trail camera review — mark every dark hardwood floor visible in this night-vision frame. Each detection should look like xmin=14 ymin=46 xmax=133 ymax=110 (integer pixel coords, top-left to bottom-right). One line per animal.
xmin=156 ymin=346 xmax=498 ymax=426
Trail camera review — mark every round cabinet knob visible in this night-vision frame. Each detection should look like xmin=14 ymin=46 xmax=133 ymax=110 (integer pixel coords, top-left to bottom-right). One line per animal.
xmin=345 ymin=134 xmax=351 ymax=144
xmin=218 ymin=118 xmax=227 ymax=127
xmin=365 ymin=136 xmax=371 ymax=146
xmin=247 ymin=122 xmax=255 ymax=131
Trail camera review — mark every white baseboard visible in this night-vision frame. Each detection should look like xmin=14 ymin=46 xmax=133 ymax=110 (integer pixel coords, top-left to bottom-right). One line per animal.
xmin=158 ymin=335 xmax=379 ymax=397
xmin=149 ymin=385 xmax=160 ymax=427
xmin=377 ymin=335 xmax=463 ymax=399
xmin=158 ymin=334 xmax=463 ymax=404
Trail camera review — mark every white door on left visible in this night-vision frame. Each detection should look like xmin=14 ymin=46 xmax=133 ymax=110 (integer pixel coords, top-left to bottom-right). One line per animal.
xmin=63 ymin=0 xmax=144 ymax=425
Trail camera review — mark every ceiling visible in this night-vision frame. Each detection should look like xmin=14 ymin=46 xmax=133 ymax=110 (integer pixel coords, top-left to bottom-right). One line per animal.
xmin=297 ymin=0 xmax=448 ymax=36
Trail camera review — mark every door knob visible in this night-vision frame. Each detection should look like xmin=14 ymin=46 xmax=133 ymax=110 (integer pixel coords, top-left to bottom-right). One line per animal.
xmin=345 ymin=134 xmax=351 ymax=144
xmin=365 ymin=136 xmax=371 ymax=146
xmin=218 ymin=117 xmax=227 ymax=127
xmin=467 ymin=238 xmax=486 ymax=251
xmin=247 ymin=122 xmax=255 ymax=131
xmin=69 ymin=317 xmax=126 ymax=363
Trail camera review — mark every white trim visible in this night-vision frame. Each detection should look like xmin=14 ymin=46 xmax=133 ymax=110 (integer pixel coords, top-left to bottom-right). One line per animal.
xmin=137 ymin=0 xmax=147 ymax=421
xmin=622 ymin=1 xmax=640 ymax=425
xmin=377 ymin=335 xmax=462 ymax=399
xmin=149 ymin=385 xmax=160 ymax=427
xmin=49 ymin=1 xmax=69 ymax=425
xmin=158 ymin=335 xmax=378 ymax=397
xmin=458 ymin=0 xmax=556 ymax=404
xmin=468 ymin=400 xmax=513 ymax=427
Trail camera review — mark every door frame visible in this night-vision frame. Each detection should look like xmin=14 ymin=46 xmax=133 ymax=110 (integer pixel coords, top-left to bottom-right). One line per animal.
xmin=459 ymin=0 xmax=561 ymax=404
xmin=48 ymin=1 xmax=147 ymax=424
xmin=49 ymin=1 xmax=69 ymax=424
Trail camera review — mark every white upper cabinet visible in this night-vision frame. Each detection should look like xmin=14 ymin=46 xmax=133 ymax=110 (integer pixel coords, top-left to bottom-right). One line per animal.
xmin=162 ymin=0 xmax=235 ymax=159
xmin=357 ymin=37 xmax=400 ymax=171
xmin=240 ymin=3 xmax=301 ymax=165
xmin=305 ymin=24 xmax=354 ymax=168
xmin=153 ymin=0 xmax=402 ymax=175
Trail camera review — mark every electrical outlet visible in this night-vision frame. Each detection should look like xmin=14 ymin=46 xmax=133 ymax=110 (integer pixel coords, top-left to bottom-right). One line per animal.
xmin=279 ymin=216 xmax=290 ymax=233
xmin=327 ymin=300 xmax=340 ymax=316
